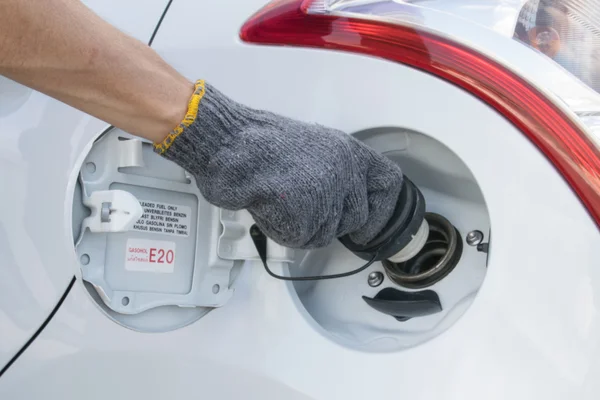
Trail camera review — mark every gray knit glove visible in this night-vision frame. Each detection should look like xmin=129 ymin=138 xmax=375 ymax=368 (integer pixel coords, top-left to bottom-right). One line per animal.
xmin=154 ymin=80 xmax=403 ymax=249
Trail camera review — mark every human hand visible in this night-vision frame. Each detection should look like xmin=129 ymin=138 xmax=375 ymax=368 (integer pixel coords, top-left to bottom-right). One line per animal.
xmin=155 ymin=80 xmax=403 ymax=249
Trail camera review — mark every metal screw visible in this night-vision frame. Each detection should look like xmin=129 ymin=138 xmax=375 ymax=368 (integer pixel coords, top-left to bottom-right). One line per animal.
xmin=367 ymin=271 xmax=384 ymax=287
xmin=466 ymin=230 xmax=484 ymax=246
xmin=80 ymin=254 xmax=90 ymax=265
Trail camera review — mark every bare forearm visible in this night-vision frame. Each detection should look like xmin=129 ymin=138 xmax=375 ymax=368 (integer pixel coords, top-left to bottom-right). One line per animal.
xmin=0 ymin=0 xmax=194 ymax=142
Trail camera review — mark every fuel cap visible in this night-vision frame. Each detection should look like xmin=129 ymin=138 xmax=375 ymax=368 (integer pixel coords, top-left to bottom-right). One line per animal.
xmin=338 ymin=176 xmax=426 ymax=262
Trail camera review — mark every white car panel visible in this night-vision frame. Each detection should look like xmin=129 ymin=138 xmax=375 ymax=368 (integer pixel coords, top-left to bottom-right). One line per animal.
xmin=82 ymin=0 xmax=170 ymax=44
xmin=2 ymin=0 xmax=600 ymax=398
xmin=0 ymin=0 xmax=169 ymax=372
xmin=1 ymin=0 xmax=600 ymax=393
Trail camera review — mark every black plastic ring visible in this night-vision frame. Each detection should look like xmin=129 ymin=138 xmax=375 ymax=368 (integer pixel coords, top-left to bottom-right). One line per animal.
xmin=339 ymin=177 xmax=426 ymax=262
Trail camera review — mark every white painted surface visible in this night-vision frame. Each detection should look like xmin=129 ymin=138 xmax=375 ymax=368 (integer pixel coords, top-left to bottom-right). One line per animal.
xmin=0 ymin=0 xmax=169 ymax=371
xmin=2 ymin=0 xmax=600 ymax=398
xmin=81 ymin=0 xmax=169 ymax=44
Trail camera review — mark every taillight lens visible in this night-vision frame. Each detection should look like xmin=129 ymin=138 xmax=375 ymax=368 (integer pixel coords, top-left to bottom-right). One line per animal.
xmin=240 ymin=0 xmax=600 ymax=229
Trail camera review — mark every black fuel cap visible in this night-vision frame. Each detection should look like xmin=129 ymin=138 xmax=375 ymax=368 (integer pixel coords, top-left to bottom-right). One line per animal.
xmin=338 ymin=176 xmax=426 ymax=262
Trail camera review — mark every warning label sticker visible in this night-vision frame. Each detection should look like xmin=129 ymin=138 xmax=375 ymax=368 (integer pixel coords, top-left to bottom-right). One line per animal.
xmin=125 ymin=238 xmax=176 ymax=273
xmin=132 ymin=200 xmax=191 ymax=237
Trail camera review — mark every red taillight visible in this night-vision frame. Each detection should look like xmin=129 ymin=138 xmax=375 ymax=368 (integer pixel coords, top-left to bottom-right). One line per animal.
xmin=240 ymin=0 xmax=600 ymax=229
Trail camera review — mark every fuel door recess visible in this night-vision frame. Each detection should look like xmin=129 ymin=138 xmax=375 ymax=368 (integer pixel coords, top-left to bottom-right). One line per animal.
xmin=73 ymin=128 xmax=293 ymax=328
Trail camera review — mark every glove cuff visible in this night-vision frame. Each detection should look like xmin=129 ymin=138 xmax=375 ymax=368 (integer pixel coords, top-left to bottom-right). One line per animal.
xmin=151 ymin=79 xmax=259 ymax=194
xmin=153 ymin=79 xmax=207 ymax=155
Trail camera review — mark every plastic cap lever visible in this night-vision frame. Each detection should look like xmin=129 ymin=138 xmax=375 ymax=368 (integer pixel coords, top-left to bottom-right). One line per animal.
xmin=82 ymin=190 xmax=143 ymax=233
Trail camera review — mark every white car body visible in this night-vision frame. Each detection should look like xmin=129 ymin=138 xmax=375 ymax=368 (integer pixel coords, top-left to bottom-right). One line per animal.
xmin=2 ymin=0 xmax=600 ymax=398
